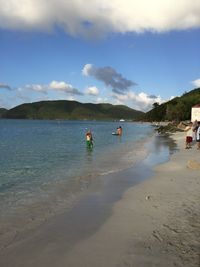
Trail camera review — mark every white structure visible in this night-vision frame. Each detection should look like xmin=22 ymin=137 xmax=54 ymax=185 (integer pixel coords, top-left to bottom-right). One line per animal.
xmin=191 ymin=104 xmax=200 ymax=122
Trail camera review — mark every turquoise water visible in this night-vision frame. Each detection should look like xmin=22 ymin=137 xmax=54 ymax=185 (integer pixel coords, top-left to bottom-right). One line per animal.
xmin=0 ymin=119 xmax=153 ymax=234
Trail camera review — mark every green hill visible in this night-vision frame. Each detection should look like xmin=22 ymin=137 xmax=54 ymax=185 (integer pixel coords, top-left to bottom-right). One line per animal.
xmin=2 ymin=100 xmax=144 ymax=120
xmin=144 ymin=87 xmax=200 ymax=121
xmin=0 ymin=108 xmax=7 ymax=118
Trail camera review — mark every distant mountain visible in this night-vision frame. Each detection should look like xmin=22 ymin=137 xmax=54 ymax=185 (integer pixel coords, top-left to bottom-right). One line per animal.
xmin=144 ymin=88 xmax=200 ymax=121
xmin=0 ymin=108 xmax=7 ymax=118
xmin=2 ymin=100 xmax=144 ymax=120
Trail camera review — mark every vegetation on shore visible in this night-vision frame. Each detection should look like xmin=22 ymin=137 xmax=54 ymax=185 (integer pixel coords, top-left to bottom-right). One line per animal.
xmin=144 ymin=88 xmax=200 ymax=122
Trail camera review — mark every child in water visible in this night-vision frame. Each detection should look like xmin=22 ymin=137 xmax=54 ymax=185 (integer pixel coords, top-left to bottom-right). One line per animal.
xmin=86 ymin=130 xmax=93 ymax=149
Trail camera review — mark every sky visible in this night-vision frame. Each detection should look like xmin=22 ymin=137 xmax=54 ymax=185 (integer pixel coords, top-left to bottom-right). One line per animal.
xmin=0 ymin=0 xmax=200 ymax=112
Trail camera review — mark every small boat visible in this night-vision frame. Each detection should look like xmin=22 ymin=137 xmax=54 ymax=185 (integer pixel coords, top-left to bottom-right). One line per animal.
xmin=112 ymin=132 xmax=119 ymax=136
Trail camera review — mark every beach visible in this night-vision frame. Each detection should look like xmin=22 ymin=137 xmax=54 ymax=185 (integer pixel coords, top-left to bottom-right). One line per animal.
xmin=0 ymin=131 xmax=199 ymax=267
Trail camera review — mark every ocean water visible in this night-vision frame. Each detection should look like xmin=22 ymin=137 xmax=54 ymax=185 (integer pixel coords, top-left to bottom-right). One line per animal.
xmin=0 ymin=119 xmax=154 ymax=240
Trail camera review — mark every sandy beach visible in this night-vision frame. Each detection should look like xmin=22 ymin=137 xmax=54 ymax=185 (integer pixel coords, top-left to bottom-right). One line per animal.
xmin=0 ymin=132 xmax=199 ymax=267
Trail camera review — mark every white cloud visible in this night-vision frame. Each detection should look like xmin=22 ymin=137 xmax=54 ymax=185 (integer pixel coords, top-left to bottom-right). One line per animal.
xmin=86 ymin=86 xmax=99 ymax=96
xmin=23 ymin=81 xmax=83 ymax=95
xmin=113 ymin=91 xmax=168 ymax=111
xmin=49 ymin=80 xmax=83 ymax=95
xmin=49 ymin=81 xmax=72 ymax=91
xmin=191 ymin=78 xmax=200 ymax=87
xmin=0 ymin=1 xmax=200 ymax=36
xmin=25 ymin=84 xmax=47 ymax=93
xmin=82 ymin=64 xmax=93 ymax=76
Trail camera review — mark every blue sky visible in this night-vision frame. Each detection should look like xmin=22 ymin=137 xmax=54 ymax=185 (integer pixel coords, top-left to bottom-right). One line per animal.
xmin=0 ymin=0 xmax=200 ymax=111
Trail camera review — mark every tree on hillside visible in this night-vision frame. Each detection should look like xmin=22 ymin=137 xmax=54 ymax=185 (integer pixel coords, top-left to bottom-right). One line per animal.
xmin=166 ymin=101 xmax=188 ymax=121
xmin=152 ymin=102 xmax=159 ymax=109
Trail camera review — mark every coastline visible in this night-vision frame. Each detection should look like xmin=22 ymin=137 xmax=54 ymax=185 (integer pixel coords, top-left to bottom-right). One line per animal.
xmin=64 ymin=131 xmax=199 ymax=267
xmin=0 ymin=120 xmax=153 ymax=252
xmin=0 ymin=132 xmax=199 ymax=266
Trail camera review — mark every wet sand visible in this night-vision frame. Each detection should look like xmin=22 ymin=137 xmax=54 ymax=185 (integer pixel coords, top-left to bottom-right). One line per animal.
xmin=0 ymin=132 xmax=199 ymax=267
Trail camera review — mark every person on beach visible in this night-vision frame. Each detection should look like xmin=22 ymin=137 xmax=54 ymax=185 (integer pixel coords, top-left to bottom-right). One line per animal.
xmin=196 ymin=122 xmax=200 ymax=150
xmin=184 ymin=122 xmax=193 ymax=149
xmin=86 ymin=130 xmax=93 ymax=149
xmin=192 ymin=120 xmax=198 ymax=141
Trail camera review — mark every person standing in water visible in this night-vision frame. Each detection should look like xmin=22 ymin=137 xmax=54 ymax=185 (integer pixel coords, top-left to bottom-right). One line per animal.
xmin=117 ymin=126 xmax=122 ymax=136
xmin=86 ymin=130 xmax=93 ymax=149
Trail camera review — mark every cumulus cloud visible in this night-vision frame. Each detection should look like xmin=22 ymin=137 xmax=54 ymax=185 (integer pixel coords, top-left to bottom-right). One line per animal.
xmin=191 ymin=78 xmax=200 ymax=87
xmin=82 ymin=64 xmax=136 ymax=94
xmin=0 ymin=83 xmax=11 ymax=90
xmin=22 ymin=81 xmax=83 ymax=95
xmin=113 ymin=91 xmax=166 ymax=111
xmin=85 ymin=86 xmax=99 ymax=96
xmin=82 ymin=64 xmax=93 ymax=76
xmin=25 ymin=84 xmax=47 ymax=93
xmin=0 ymin=1 xmax=200 ymax=36
xmin=49 ymin=81 xmax=83 ymax=95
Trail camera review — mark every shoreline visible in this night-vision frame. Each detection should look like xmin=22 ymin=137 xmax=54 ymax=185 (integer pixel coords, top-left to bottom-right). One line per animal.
xmin=0 ymin=132 xmax=199 ymax=266
xmin=0 ymin=131 xmax=153 ymax=252
xmin=62 ymin=132 xmax=199 ymax=267
xmin=0 ymin=121 xmax=158 ymax=252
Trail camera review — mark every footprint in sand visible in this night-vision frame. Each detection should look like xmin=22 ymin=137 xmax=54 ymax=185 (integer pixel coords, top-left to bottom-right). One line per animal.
xmin=187 ymin=160 xmax=200 ymax=169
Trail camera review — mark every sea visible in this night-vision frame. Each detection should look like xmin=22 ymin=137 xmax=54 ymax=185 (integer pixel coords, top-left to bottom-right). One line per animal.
xmin=0 ymin=119 xmax=156 ymax=243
